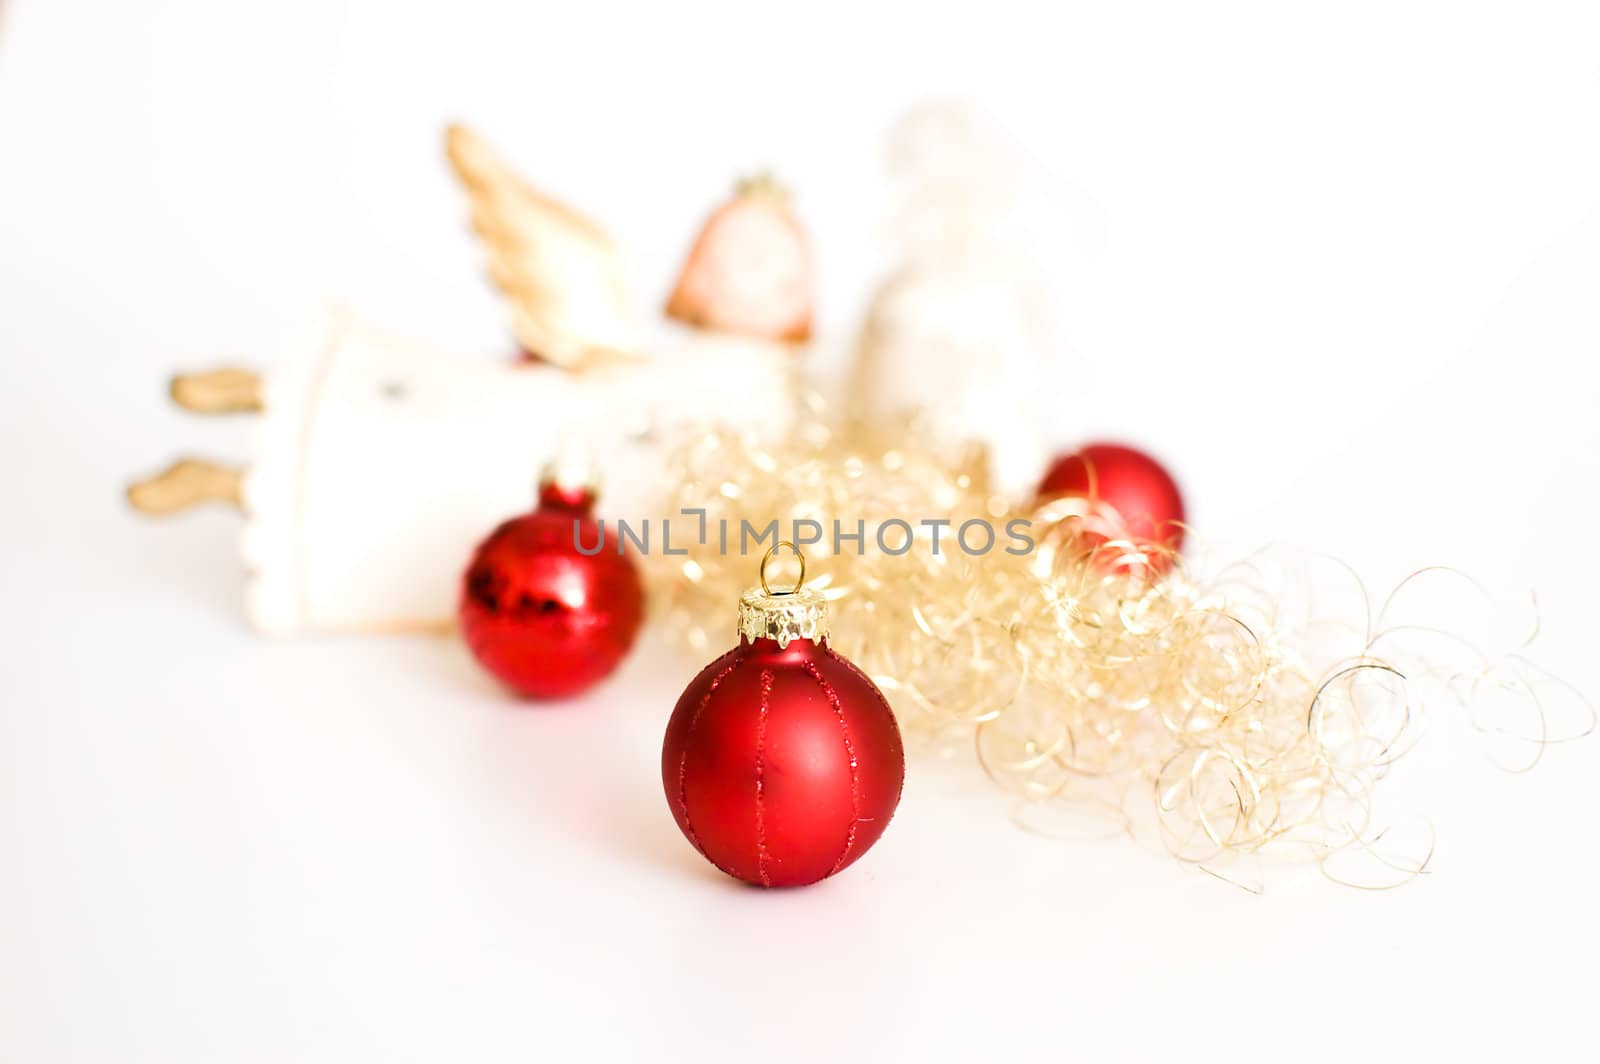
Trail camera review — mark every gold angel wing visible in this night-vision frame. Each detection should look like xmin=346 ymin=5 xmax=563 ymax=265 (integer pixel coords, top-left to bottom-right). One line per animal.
xmin=446 ymin=124 xmax=639 ymax=368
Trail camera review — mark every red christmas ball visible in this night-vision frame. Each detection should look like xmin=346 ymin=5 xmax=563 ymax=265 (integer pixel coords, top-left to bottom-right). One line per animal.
xmin=662 ymin=566 xmax=904 ymax=887
xmin=1037 ymin=442 xmax=1186 ymax=564
xmin=458 ymin=475 xmax=644 ymax=699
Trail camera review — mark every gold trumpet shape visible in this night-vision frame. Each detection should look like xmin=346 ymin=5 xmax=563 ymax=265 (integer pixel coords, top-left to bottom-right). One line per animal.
xmin=126 ymin=458 xmax=244 ymax=515
xmin=169 ymin=368 xmax=263 ymax=414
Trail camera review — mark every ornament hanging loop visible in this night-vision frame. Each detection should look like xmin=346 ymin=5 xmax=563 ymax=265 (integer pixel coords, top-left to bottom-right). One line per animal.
xmin=760 ymin=541 xmax=806 ymax=596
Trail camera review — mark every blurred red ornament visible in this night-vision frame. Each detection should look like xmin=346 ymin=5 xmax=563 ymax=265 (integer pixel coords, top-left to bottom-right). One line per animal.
xmin=1037 ymin=442 xmax=1186 ymax=569
xmin=458 ymin=471 xmax=644 ymax=699
xmin=662 ymin=546 xmax=904 ymax=887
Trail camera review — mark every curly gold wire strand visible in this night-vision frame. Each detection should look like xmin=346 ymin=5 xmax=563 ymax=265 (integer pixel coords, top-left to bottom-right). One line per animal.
xmin=648 ymin=409 xmax=1585 ymax=890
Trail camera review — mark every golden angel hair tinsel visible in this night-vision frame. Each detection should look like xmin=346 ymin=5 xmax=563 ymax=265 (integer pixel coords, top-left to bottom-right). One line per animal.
xmin=651 ymin=403 xmax=1594 ymax=890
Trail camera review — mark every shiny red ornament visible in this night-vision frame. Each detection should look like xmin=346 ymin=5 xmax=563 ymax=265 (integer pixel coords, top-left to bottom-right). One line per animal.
xmin=458 ymin=474 xmax=644 ymax=699
xmin=1037 ymin=442 xmax=1186 ymax=568
xmin=662 ymin=547 xmax=904 ymax=887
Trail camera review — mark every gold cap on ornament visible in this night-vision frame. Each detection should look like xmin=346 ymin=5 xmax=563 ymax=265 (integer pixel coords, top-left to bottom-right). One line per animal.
xmin=537 ymin=451 xmax=600 ymax=509
xmin=738 ymin=542 xmax=828 ymax=648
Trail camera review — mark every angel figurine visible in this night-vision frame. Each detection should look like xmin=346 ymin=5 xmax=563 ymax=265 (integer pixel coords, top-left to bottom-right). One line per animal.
xmin=851 ymin=102 xmax=1095 ymax=495
xmin=128 ymin=126 xmax=797 ymax=635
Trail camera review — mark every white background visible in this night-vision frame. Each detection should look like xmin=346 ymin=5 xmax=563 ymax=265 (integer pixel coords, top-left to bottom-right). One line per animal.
xmin=3 ymin=1 xmax=1599 ymax=1060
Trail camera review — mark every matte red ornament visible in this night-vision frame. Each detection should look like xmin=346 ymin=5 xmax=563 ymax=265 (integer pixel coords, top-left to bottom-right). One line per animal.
xmin=1037 ymin=442 xmax=1186 ymax=568
xmin=662 ymin=546 xmax=904 ymax=887
xmin=458 ymin=471 xmax=643 ymax=699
